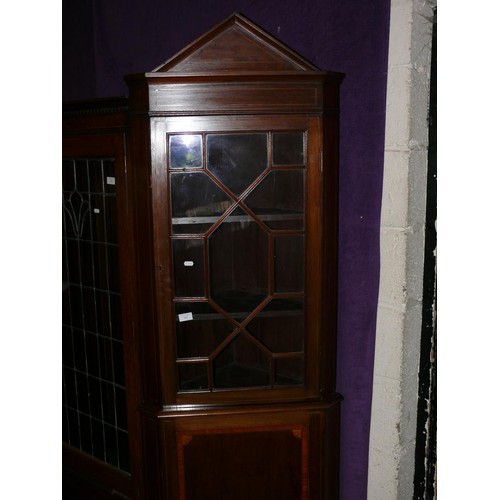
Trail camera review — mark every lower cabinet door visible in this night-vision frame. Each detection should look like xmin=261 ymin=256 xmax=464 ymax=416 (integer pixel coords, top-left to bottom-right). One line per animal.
xmin=155 ymin=403 xmax=340 ymax=500
xmin=177 ymin=424 xmax=307 ymax=500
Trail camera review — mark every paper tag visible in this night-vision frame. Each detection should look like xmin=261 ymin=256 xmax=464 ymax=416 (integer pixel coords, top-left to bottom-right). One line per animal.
xmin=184 ymin=261 xmax=194 ymax=267
xmin=178 ymin=312 xmax=193 ymax=322
xmin=106 ymin=176 xmax=116 ymax=185
xmin=93 ymin=208 xmax=100 ymax=214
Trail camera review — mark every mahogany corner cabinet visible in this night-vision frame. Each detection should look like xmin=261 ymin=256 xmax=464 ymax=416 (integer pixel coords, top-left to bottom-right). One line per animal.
xmin=62 ymin=13 xmax=344 ymax=500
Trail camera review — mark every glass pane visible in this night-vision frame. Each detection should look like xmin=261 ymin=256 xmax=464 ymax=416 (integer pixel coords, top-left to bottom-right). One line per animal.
xmin=209 ymin=208 xmax=269 ymax=319
xmin=75 ymin=159 xmax=89 ymax=192
xmin=207 ymin=134 xmax=268 ymax=196
xmin=178 ymin=362 xmax=209 ymax=391
xmin=173 ymin=239 xmax=205 ymax=297
xmin=246 ymin=298 xmax=304 ymax=353
xmin=90 ymin=194 xmax=105 ymax=242
xmin=65 ymin=239 xmax=81 ymax=283
xmin=169 ymin=135 xmax=202 ymax=169
xmin=62 ymin=159 xmax=76 ymax=192
xmin=170 ymin=172 xmax=233 ymax=234
xmin=214 ymin=333 xmax=270 ymax=388
xmin=274 ymin=235 xmax=305 ymax=293
xmin=275 ymin=357 xmax=304 ymax=386
xmin=62 ymin=157 xmax=129 ymax=472
xmin=272 ymin=132 xmax=305 ymax=166
xmin=89 ymin=159 xmax=105 ymax=193
xmin=175 ymin=302 xmax=234 ymax=358
xmin=105 ymin=195 xmax=118 ymax=244
xmin=244 ymin=170 xmax=304 ymax=230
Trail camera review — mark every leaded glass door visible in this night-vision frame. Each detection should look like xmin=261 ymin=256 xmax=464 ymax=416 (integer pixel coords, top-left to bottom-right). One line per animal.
xmin=62 ymin=157 xmax=130 ymax=471
xmin=166 ymin=126 xmax=311 ymax=394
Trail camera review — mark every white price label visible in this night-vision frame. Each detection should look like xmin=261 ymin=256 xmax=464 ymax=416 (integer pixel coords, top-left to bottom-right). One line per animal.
xmin=184 ymin=261 xmax=194 ymax=267
xmin=178 ymin=312 xmax=193 ymax=322
xmin=106 ymin=176 xmax=116 ymax=185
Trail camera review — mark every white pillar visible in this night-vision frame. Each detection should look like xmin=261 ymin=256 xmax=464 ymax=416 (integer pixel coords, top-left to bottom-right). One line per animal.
xmin=367 ymin=0 xmax=435 ymax=498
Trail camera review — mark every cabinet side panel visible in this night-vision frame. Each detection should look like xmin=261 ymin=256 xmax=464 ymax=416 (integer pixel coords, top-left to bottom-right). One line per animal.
xmin=325 ymin=402 xmax=341 ymax=500
xmin=141 ymin=415 xmax=163 ymax=500
xmin=319 ymin=105 xmax=341 ymax=394
xmin=129 ymin=116 xmax=163 ymax=404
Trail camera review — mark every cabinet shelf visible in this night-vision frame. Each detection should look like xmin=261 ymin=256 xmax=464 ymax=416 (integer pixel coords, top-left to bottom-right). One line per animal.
xmin=176 ymin=292 xmax=303 ymax=322
xmin=176 ymin=309 xmax=303 ymax=322
xmin=172 ymin=209 xmax=303 ymax=226
xmin=179 ymin=361 xmax=304 ymax=391
xmin=215 ymin=362 xmax=303 ymax=388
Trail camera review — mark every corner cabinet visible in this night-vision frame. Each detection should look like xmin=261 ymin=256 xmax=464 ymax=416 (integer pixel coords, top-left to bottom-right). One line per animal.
xmin=126 ymin=14 xmax=343 ymax=500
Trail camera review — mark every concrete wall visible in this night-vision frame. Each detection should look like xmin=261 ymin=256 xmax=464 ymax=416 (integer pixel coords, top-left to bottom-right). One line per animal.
xmin=367 ymin=0 xmax=435 ymax=498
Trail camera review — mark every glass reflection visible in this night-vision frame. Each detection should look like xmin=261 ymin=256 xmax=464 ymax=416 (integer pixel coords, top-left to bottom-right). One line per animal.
xmin=169 ymin=135 xmax=202 ymax=169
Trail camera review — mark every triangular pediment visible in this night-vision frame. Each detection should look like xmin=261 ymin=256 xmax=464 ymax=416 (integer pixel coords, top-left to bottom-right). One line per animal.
xmin=152 ymin=13 xmax=318 ymax=74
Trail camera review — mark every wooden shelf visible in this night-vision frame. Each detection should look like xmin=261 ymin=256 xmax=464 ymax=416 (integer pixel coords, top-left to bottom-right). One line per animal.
xmin=172 ymin=209 xmax=303 ymax=226
xmin=179 ymin=361 xmax=304 ymax=391
xmin=176 ymin=292 xmax=303 ymax=322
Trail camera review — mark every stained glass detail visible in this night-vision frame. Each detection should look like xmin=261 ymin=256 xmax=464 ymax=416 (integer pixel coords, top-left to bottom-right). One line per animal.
xmin=62 ymin=158 xmax=129 ymax=472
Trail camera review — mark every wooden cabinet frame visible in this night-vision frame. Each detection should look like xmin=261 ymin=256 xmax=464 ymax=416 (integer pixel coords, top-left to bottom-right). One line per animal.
xmin=62 ymin=14 xmax=343 ymax=499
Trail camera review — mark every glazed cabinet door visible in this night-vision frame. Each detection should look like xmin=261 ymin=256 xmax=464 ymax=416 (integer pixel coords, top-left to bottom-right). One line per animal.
xmin=62 ymin=131 xmax=139 ymax=500
xmin=150 ymin=115 xmax=325 ymax=406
